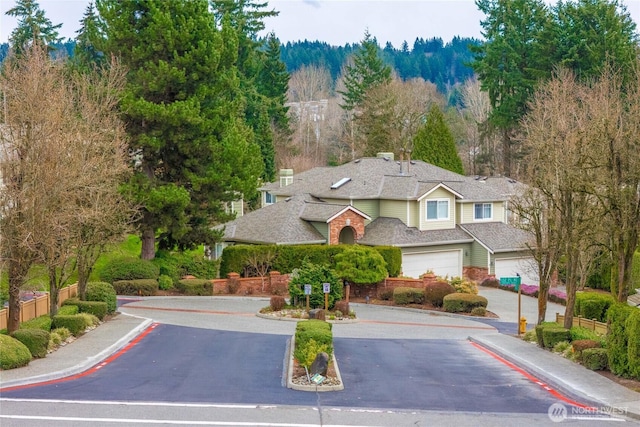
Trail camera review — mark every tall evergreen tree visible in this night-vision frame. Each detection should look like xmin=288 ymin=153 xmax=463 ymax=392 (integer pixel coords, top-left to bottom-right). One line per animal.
xmin=259 ymin=33 xmax=290 ymax=135
xmin=210 ymin=0 xmax=282 ymax=182
xmin=549 ymin=0 xmax=639 ymax=84
xmin=95 ymin=0 xmax=263 ymax=259
xmin=413 ymin=105 xmax=464 ymax=174
xmin=73 ymin=2 xmax=106 ymax=70
xmin=5 ymin=0 xmax=62 ymax=55
xmin=471 ymin=0 xmax=551 ymax=177
xmin=339 ymin=30 xmax=392 ymax=113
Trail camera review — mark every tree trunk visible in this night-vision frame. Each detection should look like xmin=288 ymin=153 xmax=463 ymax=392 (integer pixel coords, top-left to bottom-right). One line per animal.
xmin=48 ymin=267 xmax=59 ymax=317
xmin=7 ymin=259 xmax=25 ymax=334
xmin=77 ymin=255 xmax=89 ymax=301
xmin=345 ymin=282 xmax=350 ymax=304
xmin=141 ymin=227 xmax=156 ymax=260
xmin=502 ymin=128 xmax=512 ymax=177
xmin=537 ymin=279 xmax=549 ymax=325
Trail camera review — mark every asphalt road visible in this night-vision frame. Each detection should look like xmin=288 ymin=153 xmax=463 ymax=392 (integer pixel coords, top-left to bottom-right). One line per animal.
xmin=2 ymin=324 xmax=574 ymax=414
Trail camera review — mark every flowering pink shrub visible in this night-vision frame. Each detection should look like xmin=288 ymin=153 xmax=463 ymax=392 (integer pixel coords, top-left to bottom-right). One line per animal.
xmin=498 ymin=283 xmax=566 ymax=305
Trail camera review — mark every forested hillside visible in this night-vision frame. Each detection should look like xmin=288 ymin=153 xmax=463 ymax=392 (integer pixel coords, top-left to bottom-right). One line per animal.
xmin=281 ymin=36 xmax=479 ymax=93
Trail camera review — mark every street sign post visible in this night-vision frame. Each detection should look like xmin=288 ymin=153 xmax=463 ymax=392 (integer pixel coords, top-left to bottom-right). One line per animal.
xmin=322 ymin=283 xmax=330 ymax=311
xmin=500 ymin=276 xmax=523 ymax=336
xmin=304 ymin=284 xmax=311 ymax=311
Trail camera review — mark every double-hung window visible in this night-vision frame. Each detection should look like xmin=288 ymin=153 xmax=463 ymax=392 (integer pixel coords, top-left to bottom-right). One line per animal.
xmin=426 ymin=199 xmax=449 ymax=221
xmin=474 ymin=203 xmax=492 ymax=220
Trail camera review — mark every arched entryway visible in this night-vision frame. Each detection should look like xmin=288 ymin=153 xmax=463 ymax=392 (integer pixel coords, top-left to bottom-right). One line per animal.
xmin=338 ymin=226 xmax=355 ymax=244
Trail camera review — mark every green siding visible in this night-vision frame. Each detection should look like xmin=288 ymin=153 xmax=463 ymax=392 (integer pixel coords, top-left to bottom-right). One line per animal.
xmin=352 ymin=199 xmax=379 ymax=221
xmin=408 ymin=201 xmax=419 ymax=228
xmin=471 ymin=241 xmax=489 ymax=268
xmin=460 ymin=201 xmax=506 ymax=224
xmin=310 ymin=222 xmax=329 ymax=241
xmin=380 ymin=200 xmax=407 ymax=223
xmin=419 ymin=188 xmax=456 ymax=231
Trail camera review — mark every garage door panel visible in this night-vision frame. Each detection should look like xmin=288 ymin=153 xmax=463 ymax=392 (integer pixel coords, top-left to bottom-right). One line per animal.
xmin=402 ymin=250 xmax=461 ymax=279
xmin=495 ymin=258 xmax=539 ymax=286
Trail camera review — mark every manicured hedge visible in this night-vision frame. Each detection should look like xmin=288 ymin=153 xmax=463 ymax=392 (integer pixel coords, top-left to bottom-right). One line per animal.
xmin=99 ymin=256 xmax=160 ymax=283
xmin=11 ymin=329 xmax=50 ymax=358
xmin=64 ymin=299 xmax=108 ymax=320
xmin=424 ymin=281 xmax=455 ymax=307
xmin=606 ymin=303 xmax=635 ymax=377
xmin=574 ymin=292 xmax=615 ymax=323
xmin=542 ymin=327 xmax=571 ymax=349
xmin=153 ymin=250 xmax=219 ymax=283
xmin=534 ymin=322 xmax=558 ymax=348
xmin=112 ymin=279 xmax=159 ymax=296
xmin=20 ymin=315 xmax=52 ymax=332
xmin=288 ymin=262 xmax=342 ymax=309
xmin=86 ymin=282 xmax=117 ymax=313
xmin=582 ymin=348 xmax=609 ymax=371
xmin=220 ymin=244 xmax=402 ymax=278
xmin=294 ymin=320 xmax=333 ymax=366
xmin=176 ymin=279 xmax=212 ymax=296
xmin=393 ymin=287 xmax=425 ymax=305
xmin=57 ymin=304 xmax=79 ymax=315
xmin=626 ymin=309 xmax=640 ymax=379
xmin=443 ymin=293 xmax=488 ymax=313
xmin=52 ymin=314 xmax=90 ymax=336
xmin=0 ymin=334 xmax=32 ymax=369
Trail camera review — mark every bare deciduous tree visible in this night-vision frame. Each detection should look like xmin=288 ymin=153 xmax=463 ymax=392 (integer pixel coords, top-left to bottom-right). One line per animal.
xmin=0 ymin=46 xmax=133 ymax=331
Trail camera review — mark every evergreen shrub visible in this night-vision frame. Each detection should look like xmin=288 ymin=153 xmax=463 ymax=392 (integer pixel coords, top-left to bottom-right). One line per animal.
xmin=99 ymin=256 xmax=159 ymax=283
xmin=176 ymin=279 xmax=212 ymax=296
xmin=112 ymin=279 xmax=159 ymax=296
xmin=442 ymin=293 xmax=488 ymax=313
xmin=0 ymin=334 xmax=32 ymax=369
xmin=86 ymin=281 xmax=118 ymax=313
xmin=52 ymin=314 xmax=90 ymax=336
xmin=20 ymin=315 xmax=52 ymax=331
xmin=270 ymin=295 xmax=285 ymax=311
xmin=288 ymin=262 xmax=342 ymax=309
xmin=574 ymin=292 xmax=615 ymax=322
xmin=58 ymin=304 xmax=79 ymax=315
xmin=393 ymin=287 xmax=424 ymax=305
xmin=606 ymin=304 xmax=635 ymax=377
xmin=542 ymin=327 xmax=571 ymax=349
xmin=582 ymin=348 xmax=609 ymax=371
xmin=11 ymin=329 xmax=50 ymax=358
xmin=294 ymin=320 xmax=333 ymax=365
xmin=626 ymin=309 xmax=640 ymax=379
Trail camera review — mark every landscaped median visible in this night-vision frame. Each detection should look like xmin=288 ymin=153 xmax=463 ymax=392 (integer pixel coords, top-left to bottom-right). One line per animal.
xmin=286 ymin=319 xmax=344 ymax=392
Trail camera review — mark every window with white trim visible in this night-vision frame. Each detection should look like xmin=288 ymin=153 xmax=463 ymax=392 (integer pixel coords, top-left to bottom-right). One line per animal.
xmin=264 ymin=192 xmax=275 ymax=205
xmin=426 ymin=199 xmax=449 ymax=220
xmin=474 ymin=203 xmax=492 ymax=220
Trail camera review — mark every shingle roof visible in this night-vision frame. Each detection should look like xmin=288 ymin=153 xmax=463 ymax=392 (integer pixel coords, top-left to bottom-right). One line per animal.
xmin=219 ymin=194 xmax=327 ymax=245
xmin=262 ymin=157 xmax=507 ymax=202
xmin=357 ymin=217 xmax=474 ymax=247
xmin=459 ymin=222 xmax=534 ymax=253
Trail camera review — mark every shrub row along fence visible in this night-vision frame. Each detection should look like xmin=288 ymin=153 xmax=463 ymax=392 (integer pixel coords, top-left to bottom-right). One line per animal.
xmin=0 ymin=284 xmax=78 ymax=330
xmin=555 ymin=313 xmax=608 ymax=335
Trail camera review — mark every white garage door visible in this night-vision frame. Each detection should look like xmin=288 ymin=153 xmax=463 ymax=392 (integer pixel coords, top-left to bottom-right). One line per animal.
xmin=402 ymin=250 xmax=462 ymax=279
xmin=495 ymin=258 xmax=539 ymax=286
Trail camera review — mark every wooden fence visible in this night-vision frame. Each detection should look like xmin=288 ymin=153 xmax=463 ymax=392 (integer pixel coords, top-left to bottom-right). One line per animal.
xmin=556 ymin=313 xmax=608 ymax=335
xmin=0 ymin=284 xmax=78 ymax=330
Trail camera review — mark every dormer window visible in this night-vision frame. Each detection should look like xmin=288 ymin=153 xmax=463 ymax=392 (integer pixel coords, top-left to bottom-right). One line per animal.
xmin=474 ymin=203 xmax=492 ymax=220
xmin=426 ymin=199 xmax=449 ymax=221
xmin=265 ymin=192 xmax=275 ymax=205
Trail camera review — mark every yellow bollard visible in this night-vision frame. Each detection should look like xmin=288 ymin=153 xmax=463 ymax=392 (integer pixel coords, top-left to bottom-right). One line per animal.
xmin=519 ymin=317 xmax=527 ymax=335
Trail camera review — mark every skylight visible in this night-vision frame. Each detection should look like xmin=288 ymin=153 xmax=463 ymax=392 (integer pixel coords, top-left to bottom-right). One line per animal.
xmin=331 ymin=177 xmax=351 ymax=189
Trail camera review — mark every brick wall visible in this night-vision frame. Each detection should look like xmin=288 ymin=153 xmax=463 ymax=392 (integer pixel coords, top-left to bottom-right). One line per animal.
xmin=464 ymin=266 xmax=489 ymax=282
xmin=328 ymin=210 xmax=366 ymax=245
xmin=212 ymin=272 xmax=289 ymax=295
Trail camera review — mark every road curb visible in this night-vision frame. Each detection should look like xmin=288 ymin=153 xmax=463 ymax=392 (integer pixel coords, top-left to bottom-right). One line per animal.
xmin=0 ymin=313 xmax=153 ymax=389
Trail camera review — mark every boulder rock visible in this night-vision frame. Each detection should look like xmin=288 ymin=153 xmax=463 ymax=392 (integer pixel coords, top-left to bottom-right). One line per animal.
xmin=308 ymin=309 xmax=326 ymax=321
xmin=309 ymin=352 xmax=329 ymax=376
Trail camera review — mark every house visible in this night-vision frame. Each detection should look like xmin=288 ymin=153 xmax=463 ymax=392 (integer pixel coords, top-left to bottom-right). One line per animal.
xmin=217 ymin=153 xmax=539 ymax=284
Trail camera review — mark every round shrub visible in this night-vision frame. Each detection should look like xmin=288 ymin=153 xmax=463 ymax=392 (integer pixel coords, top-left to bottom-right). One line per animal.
xmin=0 ymin=334 xmax=32 ymax=369
xmin=470 ymin=307 xmax=487 ymax=317
xmin=86 ymin=281 xmax=117 ymax=313
xmin=393 ymin=287 xmax=425 ymax=305
xmin=424 ymin=281 xmax=455 ymax=307
xmin=270 ymin=295 xmax=285 ymax=311
xmin=443 ymin=293 xmax=488 ymax=313
xmin=542 ymin=327 xmax=571 ymax=349
xmin=449 ymin=277 xmax=478 ymax=294
xmin=582 ymin=348 xmax=609 ymax=371
xmin=479 ymin=276 xmax=500 ymax=288
xmin=98 ymin=256 xmax=160 ymax=284
xmin=20 ymin=314 xmax=52 ymax=331
xmin=288 ymin=262 xmax=342 ymax=309
xmin=11 ymin=329 xmax=50 ymax=358
xmin=112 ymin=279 xmax=159 ymax=296
xmin=52 ymin=327 xmax=71 ymax=341
xmin=158 ymin=274 xmax=174 ymax=291
xmin=176 ymin=279 xmax=212 ymax=296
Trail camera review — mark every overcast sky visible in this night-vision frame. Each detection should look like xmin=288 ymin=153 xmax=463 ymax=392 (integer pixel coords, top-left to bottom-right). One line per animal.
xmin=2 ymin=0 xmax=640 ymax=48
